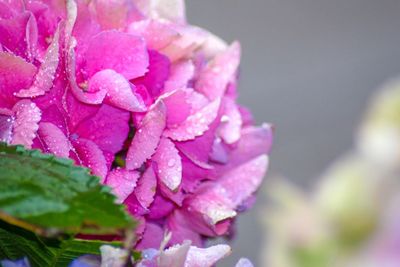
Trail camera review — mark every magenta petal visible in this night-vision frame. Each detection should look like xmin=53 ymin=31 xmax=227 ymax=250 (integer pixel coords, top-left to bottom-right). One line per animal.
xmin=74 ymin=104 xmax=130 ymax=155
xmin=185 ymin=244 xmax=231 ymax=267
xmin=136 ymin=222 xmax=164 ymax=250
xmin=85 ymin=30 xmax=148 ymax=80
xmin=105 ymin=168 xmax=139 ymax=203
xmin=15 ymin=26 xmax=60 ymax=98
xmin=218 ymin=97 xmax=242 ymax=144
xmin=153 ymin=137 xmax=182 ymax=191
xmin=88 ymin=69 xmax=146 ymax=112
xmin=167 ymin=210 xmax=203 ymax=247
xmin=195 ymin=42 xmax=241 ymax=100
xmin=0 ymin=52 xmax=36 ymax=109
xmin=134 ymin=166 xmax=157 ymax=209
xmin=37 ymin=122 xmax=71 ymax=158
xmin=164 ymin=98 xmax=221 ymax=141
xmin=93 ymin=0 xmax=129 ymax=30
xmin=148 ymin=194 xmax=175 ymax=220
xmin=163 ymin=89 xmax=191 ymax=127
xmin=11 ymin=100 xmax=41 ymax=148
xmin=126 ymin=101 xmax=166 ymax=170
xmin=73 ymin=138 xmax=108 ymax=182
xmin=133 ymin=50 xmax=170 ymax=98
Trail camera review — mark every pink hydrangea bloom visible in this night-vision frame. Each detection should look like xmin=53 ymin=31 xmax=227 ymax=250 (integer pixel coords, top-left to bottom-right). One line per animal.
xmin=0 ymin=0 xmax=273 ymax=249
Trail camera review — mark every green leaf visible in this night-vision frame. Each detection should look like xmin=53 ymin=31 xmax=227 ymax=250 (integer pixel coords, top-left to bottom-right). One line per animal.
xmin=0 ymin=220 xmax=123 ymax=267
xmin=0 ymin=143 xmax=135 ymax=236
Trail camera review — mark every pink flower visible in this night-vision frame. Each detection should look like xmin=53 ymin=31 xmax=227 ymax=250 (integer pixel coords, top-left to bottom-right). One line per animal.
xmin=0 ymin=0 xmax=273 ymax=249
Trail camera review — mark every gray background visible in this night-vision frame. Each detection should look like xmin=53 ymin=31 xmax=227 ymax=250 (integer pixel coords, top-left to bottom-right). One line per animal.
xmin=186 ymin=0 xmax=400 ymax=266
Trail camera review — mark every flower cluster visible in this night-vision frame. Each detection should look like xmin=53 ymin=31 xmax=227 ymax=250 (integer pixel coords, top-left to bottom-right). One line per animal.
xmin=0 ymin=0 xmax=272 ymax=249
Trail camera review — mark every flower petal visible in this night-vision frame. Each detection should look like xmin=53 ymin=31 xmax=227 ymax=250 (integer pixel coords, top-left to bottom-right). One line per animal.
xmin=15 ymin=25 xmax=60 ymax=98
xmin=37 ymin=122 xmax=71 ymax=158
xmin=184 ymin=244 xmax=231 ymax=267
xmin=218 ymin=97 xmax=242 ymax=144
xmin=11 ymin=100 xmax=41 ymax=148
xmin=105 ymin=168 xmax=139 ymax=203
xmin=153 ymin=137 xmax=182 ymax=191
xmin=195 ymin=42 xmax=240 ymax=100
xmin=0 ymin=112 xmax=14 ymax=144
xmin=164 ymin=98 xmax=220 ymax=141
xmin=73 ymin=138 xmax=108 ymax=182
xmin=88 ymin=69 xmax=145 ymax=112
xmin=134 ymin=166 xmax=157 ymax=209
xmin=126 ymin=101 xmax=166 ymax=170
xmin=85 ymin=30 xmax=148 ymax=80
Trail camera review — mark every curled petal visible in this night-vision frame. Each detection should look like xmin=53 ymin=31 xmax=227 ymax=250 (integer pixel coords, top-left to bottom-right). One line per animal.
xmin=73 ymin=138 xmax=108 ymax=182
xmin=37 ymin=122 xmax=71 ymax=158
xmin=195 ymin=42 xmax=241 ymax=100
xmin=126 ymin=101 xmax=166 ymax=170
xmin=15 ymin=25 xmax=60 ymax=98
xmin=160 ymin=240 xmax=191 ymax=267
xmin=105 ymin=168 xmax=139 ymax=203
xmin=11 ymin=100 xmax=41 ymax=148
xmin=88 ymin=69 xmax=146 ymax=112
xmin=85 ymin=30 xmax=149 ymax=80
xmin=164 ymin=98 xmax=221 ymax=141
xmin=153 ymin=137 xmax=182 ymax=191
xmin=164 ymin=60 xmax=195 ymax=93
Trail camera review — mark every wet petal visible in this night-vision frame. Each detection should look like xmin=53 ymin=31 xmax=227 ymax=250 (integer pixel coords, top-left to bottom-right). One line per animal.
xmin=163 ymin=60 xmax=195 ymax=93
xmin=73 ymin=138 xmax=108 ymax=182
xmin=11 ymin=100 xmax=41 ymax=148
xmin=218 ymin=97 xmax=242 ymax=144
xmin=0 ymin=112 xmax=14 ymax=144
xmin=184 ymin=244 xmax=231 ymax=267
xmin=105 ymin=168 xmax=139 ymax=203
xmin=160 ymin=240 xmax=191 ymax=267
xmin=134 ymin=166 xmax=157 ymax=209
xmin=126 ymin=101 xmax=166 ymax=170
xmin=88 ymin=69 xmax=145 ymax=112
xmin=164 ymin=98 xmax=220 ymax=141
xmin=153 ymin=137 xmax=182 ymax=191
xmin=37 ymin=122 xmax=71 ymax=158
xmin=195 ymin=42 xmax=240 ymax=100
xmin=15 ymin=25 xmax=60 ymax=98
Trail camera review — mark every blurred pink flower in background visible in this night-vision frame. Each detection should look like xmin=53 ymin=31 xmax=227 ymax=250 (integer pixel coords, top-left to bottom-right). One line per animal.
xmin=0 ymin=0 xmax=272 ymax=252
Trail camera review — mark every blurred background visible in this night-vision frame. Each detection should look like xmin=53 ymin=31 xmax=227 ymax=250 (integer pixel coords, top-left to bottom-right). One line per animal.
xmin=186 ymin=1 xmax=400 ymax=266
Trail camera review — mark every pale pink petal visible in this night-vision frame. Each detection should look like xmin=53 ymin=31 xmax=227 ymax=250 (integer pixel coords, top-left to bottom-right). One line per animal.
xmin=218 ymin=97 xmax=242 ymax=144
xmin=135 ymin=0 xmax=186 ymax=24
xmin=126 ymin=101 xmax=166 ymax=170
xmin=84 ymin=30 xmax=148 ymax=80
xmin=16 ymin=25 xmax=60 ymax=98
xmin=164 ymin=98 xmax=221 ymax=141
xmin=163 ymin=60 xmax=195 ymax=93
xmin=161 ymin=26 xmax=206 ymax=62
xmin=105 ymin=168 xmax=139 ymax=203
xmin=160 ymin=240 xmax=191 ymax=267
xmin=184 ymin=244 xmax=231 ymax=267
xmin=73 ymin=138 xmax=108 ymax=182
xmin=93 ymin=0 xmax=130 ymax=30
xmin=88 ymin=69 xmax=145 ymax=112
xmin=0 ymin=52 xmax=36 ymax=109
xmin=37 ymin=122 xmax=71 ymax=158
xmin=11 ymin=100 xmax=41 ymax=148
xmin=195 ymin=42 xmax=241 ymax=100
xmin=153 ymin=137 xmax=182 ymax=191
xmin=128 ymin=19 xmax=179 ymax=50
xmin=218 ymin=155 xmax=269 ymax=207
xmin=134 ymin=166 xmax=157 ymax=209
